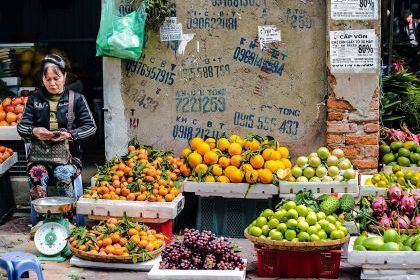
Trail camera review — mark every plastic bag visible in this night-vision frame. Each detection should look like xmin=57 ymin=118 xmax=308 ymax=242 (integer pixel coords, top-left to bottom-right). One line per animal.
xmin=96 ymin=0 xmax=146 ymax=61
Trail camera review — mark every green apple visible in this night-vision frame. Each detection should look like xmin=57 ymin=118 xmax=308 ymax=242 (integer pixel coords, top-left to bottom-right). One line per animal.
xmin=286 ymin=219 xmax=298 ymax=229
xmin=285 ymin=229 xmax=297 ymax=241
xmin=268 ymin=218 xmax=280 ymax=229
xmin=298 ymin=231 xmax=310 ymax=242
xmin=306 ymin=212 xmax=318 ymax=225
xmin=249 ymin=226 xmax=262 ymax=237
xmin=296 ymin=205 xmax=309 ymax=217
xmin=256 ymin=217 xmax=268 ymax=228
xmin=269 ymin=229 xmax=283 ymax=241
xmin=276 ymin=223 xmax=288 ymax=233
xmin=261 ymin=225 xmax=270 ymax=236
xmin=316 ymin=212 xmax=326 ymax=221
xmin=297 ymin=221 xmax=310 ymax=232
xmin=283 ymin=201 xmax=297 ymax=210
xmin=273 ymin=209 xmax=287 ymax=222
xmin=287 ymin=209 xmax=299 ymax=219
xmin=260 ymin=209 xmax=274 ymax=218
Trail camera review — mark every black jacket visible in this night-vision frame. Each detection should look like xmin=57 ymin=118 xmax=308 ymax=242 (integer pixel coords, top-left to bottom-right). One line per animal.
xmin=17 ymin=88 xmax=97 ymax=158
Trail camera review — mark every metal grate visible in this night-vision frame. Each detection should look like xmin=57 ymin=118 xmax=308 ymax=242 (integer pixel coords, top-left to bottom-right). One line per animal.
xmin=0 ymin=140 xmax=27 ymax=177
xmin=223 ymin=199 xmax=245 ymax=238
xmin=196 ymin=196 xmax=219 ymax=233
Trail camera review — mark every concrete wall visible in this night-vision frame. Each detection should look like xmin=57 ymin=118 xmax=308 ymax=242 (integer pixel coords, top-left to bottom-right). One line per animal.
xmin=104 ymin=0 xmax=327 ymax=159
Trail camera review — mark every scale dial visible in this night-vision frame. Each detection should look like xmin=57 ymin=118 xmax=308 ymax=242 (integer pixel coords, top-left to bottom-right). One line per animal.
xmin=34 ymin=222 xmax=68 ymax=256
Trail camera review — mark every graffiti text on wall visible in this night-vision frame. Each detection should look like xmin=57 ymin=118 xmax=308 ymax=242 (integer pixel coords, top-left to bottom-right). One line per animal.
xmin=186 ymin=10 xmax=238 ymax=30
xmin=172 ymin=116 xmax=227 ymax=140
xmin=126 ymin=54 xmax=177 ymax=86
xmin=233 ymin=37 xmax=287 ymax=77
xmin=175 ymin=88 xmax=226 ymax=114
xmin=286 ymin=8 xmax=312 ymax=29
xmin=233 ymin=111 xmax=299 ymax=135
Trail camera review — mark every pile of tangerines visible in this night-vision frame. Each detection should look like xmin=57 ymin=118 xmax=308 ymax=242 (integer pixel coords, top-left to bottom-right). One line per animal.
xmin=0 ymin=146 xmax=14 ymax=164
xmin=83 ymin=144 xmax=183 ymax=202
xmin=69 ymin=217 xmax=165 ymax=260
xmin=182 ymin=133 xmax=291 ymax=184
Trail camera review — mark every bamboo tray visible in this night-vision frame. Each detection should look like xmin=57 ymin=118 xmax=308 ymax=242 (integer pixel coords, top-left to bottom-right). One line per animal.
xmin=68 ymin=243 xmax=164 ymax=264
xmin=368 ymin=225 xmax=418 ymax=235
xmin=244 ymin=228 xmax=350 ymax=251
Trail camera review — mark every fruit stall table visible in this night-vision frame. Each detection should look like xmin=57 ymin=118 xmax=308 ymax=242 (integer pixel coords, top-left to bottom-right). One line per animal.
xmin=76 ymin=194 xmax=185 ymax=243
xmin=0 ymin=151 xmax=18 ymax=223
xmin=183 ymin=181 xmax=279 ymax=237
xmin=348 ymin=236 xmax=420 ymax=279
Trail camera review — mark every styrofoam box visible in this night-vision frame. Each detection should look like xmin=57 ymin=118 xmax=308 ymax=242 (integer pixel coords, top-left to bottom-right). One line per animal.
xmin=147 ymin=259 xmax=247 ymax=280
xmin=361 ymin=267 xmax=420 ymax=280
xmin=183 ymin=181 xmax=278 ymax=199
xmin=77 ymin=194 xmax=185 ymax=219
xmin=279 ymin=173 xmax=359 ymax=198
xmin=70 ymin=255 xmax=160 ymax=271
xmin=0 ymin=152 xmax=18 ymax=176
xmin=347 ymin=236 xmax=420 ymax=266
xmin=0 ymin=126 xmax=21 ymax=140
xmin=1 ymin=77 xmax=21 ymax=86
xmin=383 ymin=165 xmax=420 ymax=174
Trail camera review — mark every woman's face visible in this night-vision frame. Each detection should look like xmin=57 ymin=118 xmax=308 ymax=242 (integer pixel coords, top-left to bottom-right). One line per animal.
xmin=42 ymin=67 xmax=66 ymax=94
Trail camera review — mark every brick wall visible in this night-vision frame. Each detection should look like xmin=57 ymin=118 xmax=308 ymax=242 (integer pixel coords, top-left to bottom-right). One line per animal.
xmin=326 ymin=88 xmax=380 ymax=174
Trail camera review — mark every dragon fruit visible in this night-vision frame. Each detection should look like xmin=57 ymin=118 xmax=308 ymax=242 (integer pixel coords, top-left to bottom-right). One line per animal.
xmin=396 ymin=215 xmax=411 ymax=229
xmin=371 ymin=196 xmax=388 ymax=215
xmin=388 ymin=186 xmax=402 ymax=208
xmin=378 ymin=213 xmax=392 ymax=228
xmin=400 ymin=194 xmax=416 ymax=216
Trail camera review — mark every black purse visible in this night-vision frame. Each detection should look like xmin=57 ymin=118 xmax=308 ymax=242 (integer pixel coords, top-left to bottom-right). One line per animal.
xmin=29 ymin=90 xmax=75 ymax=165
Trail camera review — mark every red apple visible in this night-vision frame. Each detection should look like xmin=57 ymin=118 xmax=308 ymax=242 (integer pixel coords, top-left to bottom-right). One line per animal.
xmin=4 ymin=105 xmax=14 ymax=113
xmin=11 ymin=97 xmax=23 ymax=106
xmin=14 ymin=104 xmax=24 ymax=114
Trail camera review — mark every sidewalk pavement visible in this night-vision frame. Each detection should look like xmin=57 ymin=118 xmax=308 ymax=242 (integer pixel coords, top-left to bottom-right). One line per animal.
xmin=0 ymin=215 xmax=361 ymax=280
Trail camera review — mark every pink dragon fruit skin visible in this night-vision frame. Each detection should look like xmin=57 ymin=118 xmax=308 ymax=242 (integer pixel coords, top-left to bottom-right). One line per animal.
xmin=371 ymin=195 xmax=388 ymax=215
xmin=400 ymin=195 xmax=416 ymax=216
xmin=388 ymin=186 xmax=402 ymax=201
xmin=378 ymin=213 xmax=392 ymax=228
xmin=412 ymin=215 xmax=420 ymax=229
xmin=397 ymin=215 xmax=411 ymax=229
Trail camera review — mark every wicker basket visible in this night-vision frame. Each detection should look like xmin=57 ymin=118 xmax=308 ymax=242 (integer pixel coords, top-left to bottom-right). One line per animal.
xmin=244 ymin=228 xmax=350 ymax=251
xmin=68 ymin=243 xmax=164 ymax=263
xmin=368 ymin=225 xmax=418 ymax=235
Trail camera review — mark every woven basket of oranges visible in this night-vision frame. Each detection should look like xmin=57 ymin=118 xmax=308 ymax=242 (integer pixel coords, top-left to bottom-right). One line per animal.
xmin=68 ymin=216 xmax=166 ymax=263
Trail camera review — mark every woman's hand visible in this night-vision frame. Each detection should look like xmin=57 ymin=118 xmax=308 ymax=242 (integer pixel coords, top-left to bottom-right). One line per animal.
xmin=50 ymin=131 xmax=72 ymax=142
xmin=32 ymin=127 xmax=54 ymax=140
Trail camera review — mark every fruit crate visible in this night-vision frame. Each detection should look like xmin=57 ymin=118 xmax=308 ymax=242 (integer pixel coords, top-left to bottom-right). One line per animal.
xmin=347 ymin=236 xmax=420 ymax=266
xmin=279 ymin=174 xmax=359 ymax=199
xmin=183 ymin=181 xmax=278 ymax=199
xmin=144 ymin=219 xmax=173 ymax=244
xmin=0 ymin=140 xmax=27 ymax=177
xmin=359 ymin=175 xmax=420 ymax=197
xmin=147 ymin=259 xmax=247 ymax=280
xmin=196 ymin=196 xmax=272 ymax=238
xmin=0 ymin=127 xmax=21 ymax=140
xmin=383 ymin=165 xmax=420 ymax=174
xmin=255 ymin=247 xmax=343 ymax=278
xmin=0 ymin=152 xmax=17 ymax=176
xmin=76 ymin=194 xmax=185 ymax=221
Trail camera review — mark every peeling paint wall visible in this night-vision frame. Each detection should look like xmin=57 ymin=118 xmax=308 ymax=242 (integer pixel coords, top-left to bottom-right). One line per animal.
xmin=104 ymin=0 xmax=327 ymax=158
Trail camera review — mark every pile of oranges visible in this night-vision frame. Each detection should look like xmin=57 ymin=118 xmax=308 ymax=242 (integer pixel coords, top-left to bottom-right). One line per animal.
xmin=0 ymin=146 xmax=14 ymax=164
xmin=0 ymin=96 xmax=27 ymax=126
xmin=182 ymin=134 xmax=291 ymax=184
xmin=69 ymin=217 xmax=165 ymax=259
xmin=83 ymin=144 xmax=183 ymax=202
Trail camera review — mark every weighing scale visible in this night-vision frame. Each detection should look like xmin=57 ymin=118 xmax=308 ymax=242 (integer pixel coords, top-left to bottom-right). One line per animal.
xmin=32 ymin=197 xmax=76 ymax=262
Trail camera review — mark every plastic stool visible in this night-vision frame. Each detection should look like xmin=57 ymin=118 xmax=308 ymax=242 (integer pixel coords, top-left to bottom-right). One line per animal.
xmin=0 ymin=252 xmax=44 ymax=280
xmin=24 ymin=144 xmax=85 ymax=226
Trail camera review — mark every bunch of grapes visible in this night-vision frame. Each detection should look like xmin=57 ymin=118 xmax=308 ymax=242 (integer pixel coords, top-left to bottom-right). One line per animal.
xmin=159 ymin=228 xmax=246 ymax=271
